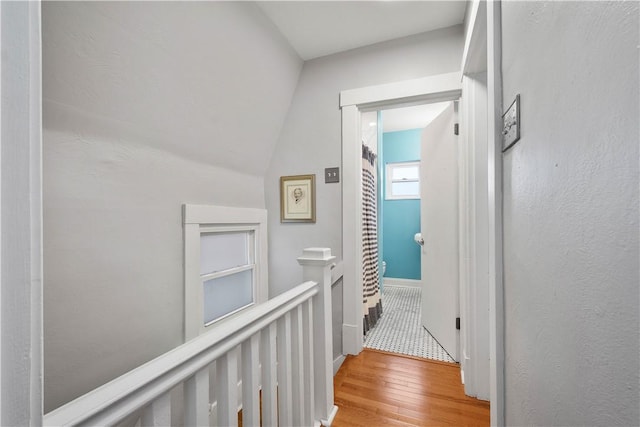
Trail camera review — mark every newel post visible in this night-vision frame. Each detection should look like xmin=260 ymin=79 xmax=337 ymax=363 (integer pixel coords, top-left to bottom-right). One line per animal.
xmin=297 ymin=248 xmax=339 ymax=426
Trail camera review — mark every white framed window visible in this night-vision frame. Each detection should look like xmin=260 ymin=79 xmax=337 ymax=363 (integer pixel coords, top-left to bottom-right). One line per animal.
xmin=385 ymin=161 xmax=420 ymax=200
xmin=183 ymin=205 xmax=268 ymax=340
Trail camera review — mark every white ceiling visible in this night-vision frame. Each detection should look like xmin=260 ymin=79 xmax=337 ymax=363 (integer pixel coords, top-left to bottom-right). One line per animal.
xmin=360 ymin=102 xmax=450 ymax=147
xmin=381 ymin=102 xmax=450 ymax=132
xmin=257 ymin=1 xmax=468 ymax=60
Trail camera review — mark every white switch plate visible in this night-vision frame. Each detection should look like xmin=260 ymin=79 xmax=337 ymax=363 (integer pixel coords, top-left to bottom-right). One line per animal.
xmin=502 ymin=94 xmax=520 ymax=151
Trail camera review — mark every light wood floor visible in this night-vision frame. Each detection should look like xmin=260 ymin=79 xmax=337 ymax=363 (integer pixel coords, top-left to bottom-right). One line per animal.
xmin=333 ymin=349 xmax=490 ymax=426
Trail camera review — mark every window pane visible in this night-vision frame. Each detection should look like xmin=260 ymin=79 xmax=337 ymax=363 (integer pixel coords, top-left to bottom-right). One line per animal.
xmin=203 ymin=270 xmax=253 ymax=324
xmin=391 ymin=181 xmax=420 ymax=197
xmin=391 ymin=165 xmax=419 ymax=181
xmin=200 ymin=232 xmax=249 ymax=275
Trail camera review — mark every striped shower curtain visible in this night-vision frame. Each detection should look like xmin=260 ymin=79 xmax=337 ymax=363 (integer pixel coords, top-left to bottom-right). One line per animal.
xmin=362 ymin=143 xmax=382 ymax=335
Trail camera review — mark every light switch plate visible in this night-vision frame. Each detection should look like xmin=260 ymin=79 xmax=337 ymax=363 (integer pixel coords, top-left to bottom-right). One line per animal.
xmin=502 ymin=94 xmax=520 ymax=151
xmin=325 ymin=167 xmax=339 ymax=183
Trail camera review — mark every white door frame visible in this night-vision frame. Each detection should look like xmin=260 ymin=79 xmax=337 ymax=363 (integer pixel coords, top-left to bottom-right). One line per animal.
xmin=339 ymin=72 xmax=463 ymax=356
xmin=486 ymin=1 xmax=505 ymax=424
xmin=0 ymin=1 xmax=44 ymax=424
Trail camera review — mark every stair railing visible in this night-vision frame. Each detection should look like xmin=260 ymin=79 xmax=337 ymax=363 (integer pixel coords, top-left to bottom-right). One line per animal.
xmin=44 ymin=248 xmax=338 ymax=427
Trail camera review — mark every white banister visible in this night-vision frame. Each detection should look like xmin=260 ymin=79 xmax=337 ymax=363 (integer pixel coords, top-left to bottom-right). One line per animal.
xmin=44 ymin=279 xmax=318 ymax=426
xmin=277 ymin=312 xmax=293 ymax=425
xmin=215 ymin=347 xmax=238 ymax=426
xmin=302 ymin=299 xmax=316 ymax=426
xmin=141 ymin=392 xmax=170 ymax=427
xmin=291 ymin=305 xmax=305 ymax=425
xmin=184 ymin=367 xmax=209 ymax=426
xmin=298 ymin=247 xmax=339 ymax=426
xmin=43 ymin=248 xmax=337 ymax=427
xmin=241 ymin=334 xmax=260 ymax=426
xmin=260 ymin=323 xmax=278 ymax=426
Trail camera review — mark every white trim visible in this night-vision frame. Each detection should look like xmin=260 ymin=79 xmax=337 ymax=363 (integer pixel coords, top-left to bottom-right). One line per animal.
xmin=0 ymin=1 xmax=43 ymax=424
xmin=183 ymin=204 xmax=269 ymax=340
xmin=383 ymin=278 xmax=422 ymax=288
xmin=461 ymin=0 xmax=488 ymax=76
xmin=460 ymin=72 xmax=491 ymax=401
xmin=321 ymin=405 xmax=339 ymax=427
xmin=341 ymin=73 xmax=462 ymax=357
xmin=487 ymin=1 xmax=505 ymax=425
xmin=340 ymin=105 xmax=363 ymax=356
xmin=201 ymin=264 xmax=255 ymax=282
xmin=332 ymin=355 xmax=345 ymax=376
xmin=340 ymin=72 xmax=462 ymax=108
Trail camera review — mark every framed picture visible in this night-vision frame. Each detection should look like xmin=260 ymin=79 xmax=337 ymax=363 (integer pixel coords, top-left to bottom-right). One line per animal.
xmin=280 ymin=174 xmax=316 ymax=223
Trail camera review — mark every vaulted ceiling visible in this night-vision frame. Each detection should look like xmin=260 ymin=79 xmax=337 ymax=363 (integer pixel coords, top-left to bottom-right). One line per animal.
xmin=257 ymin=1 xmax=467 ymax=60
xmin=43 ymin=1 xmax=467 ymax=176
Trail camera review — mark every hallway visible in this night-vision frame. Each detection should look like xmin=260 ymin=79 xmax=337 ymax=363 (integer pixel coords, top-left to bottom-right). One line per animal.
xmin=333 ymin=350 xmax=489 ymax=426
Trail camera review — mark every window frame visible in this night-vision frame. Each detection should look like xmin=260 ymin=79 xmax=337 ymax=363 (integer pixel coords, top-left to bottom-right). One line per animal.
xmin=183 ymin=205 xmax=268 ymax=340
xmin=199 ymin=226 xmax=257 ymax=327
xmin=385 ymin=161 xmax=421 ymax=200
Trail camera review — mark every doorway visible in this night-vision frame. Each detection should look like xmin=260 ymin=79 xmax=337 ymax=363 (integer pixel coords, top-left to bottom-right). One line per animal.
xmin=339 ymin=72 xmax=463 ymax=357
xmin=339 ymin=68 xmax=500 ymax=410
xmin=360 ymin=102 xmax=457 ymax=363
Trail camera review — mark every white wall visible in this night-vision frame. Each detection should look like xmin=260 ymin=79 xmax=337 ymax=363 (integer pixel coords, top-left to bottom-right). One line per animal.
xmin=501 ymin=2 xmax=639 ymax=425
xmin=43 ymin=1 xmax=301 ymax=176
xmin=42 ymin=2 xmax=302 ymax=412
xmin=265 ymin=26 xmax=465 ymax=296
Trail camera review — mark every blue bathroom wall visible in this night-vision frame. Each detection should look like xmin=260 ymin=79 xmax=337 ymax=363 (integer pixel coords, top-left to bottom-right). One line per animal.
xmin=381 ymin=128 xmax=422 ymax=280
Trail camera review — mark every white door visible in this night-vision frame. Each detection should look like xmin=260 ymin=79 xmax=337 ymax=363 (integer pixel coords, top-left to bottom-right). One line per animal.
xmin=420 ymin=102 xmax=459 ymax=361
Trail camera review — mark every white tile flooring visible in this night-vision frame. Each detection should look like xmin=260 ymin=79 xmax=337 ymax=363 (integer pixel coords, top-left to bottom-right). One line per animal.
xmin=364 ymin=285 xmax=455 ymax=363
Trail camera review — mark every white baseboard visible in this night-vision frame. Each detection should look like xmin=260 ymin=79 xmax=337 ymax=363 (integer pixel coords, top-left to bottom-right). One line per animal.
xmin=333 ymin=354 xmax=345 ymax=375
xmin=342 ymin=323 xmax=360 ymax=355
xmin=383 ymin=278 xmax=422 ymax=288
xmin=322 ymin=405 xmax=339 ymax=426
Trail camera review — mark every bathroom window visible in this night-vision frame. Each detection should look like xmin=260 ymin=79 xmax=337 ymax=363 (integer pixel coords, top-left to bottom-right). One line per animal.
xmin=183 ymin=205 xmax=268 ymax=339
xmin=385 ymin=161 xmax=420 ymax=200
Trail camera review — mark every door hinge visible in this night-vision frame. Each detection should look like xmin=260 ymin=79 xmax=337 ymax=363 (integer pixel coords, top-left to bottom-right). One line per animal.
xmin=456 ymin=317 xmax=461 ymax=330
xmin=454 ymin=123 xmax=459 ymax=135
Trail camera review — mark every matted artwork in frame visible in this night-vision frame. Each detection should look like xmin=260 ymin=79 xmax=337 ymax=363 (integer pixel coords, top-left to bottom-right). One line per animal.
xmin=280 ymin=174 xmax=316 ymax=223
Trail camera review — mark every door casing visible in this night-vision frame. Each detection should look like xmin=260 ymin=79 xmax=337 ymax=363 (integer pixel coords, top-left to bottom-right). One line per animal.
xmin=340 ymin=72 xmax=463 ymax=357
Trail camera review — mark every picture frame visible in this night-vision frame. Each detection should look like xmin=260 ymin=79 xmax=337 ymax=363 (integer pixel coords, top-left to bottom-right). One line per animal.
xmin=280 ymin=174 xmax=316 ymax=223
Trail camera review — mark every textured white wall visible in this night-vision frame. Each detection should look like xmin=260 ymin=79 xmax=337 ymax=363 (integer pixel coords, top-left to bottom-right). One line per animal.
xmin=501 ymin=2 xmax=639 ymax=425
xmin=265 ymin=26 xmax=465 ymax=296
xmin=43 ymin=1 xmax=301 ymax=176
xmin=42 ymin=2 xmax=302 ymax=411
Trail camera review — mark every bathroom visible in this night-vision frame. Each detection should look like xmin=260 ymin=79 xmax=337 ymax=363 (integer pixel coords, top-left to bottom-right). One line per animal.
xmin=360 ymin=103 xmax=455 ymax=362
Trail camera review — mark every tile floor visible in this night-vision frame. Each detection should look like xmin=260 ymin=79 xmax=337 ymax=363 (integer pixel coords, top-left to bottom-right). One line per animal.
xmin=363 ymin=285 xmax=455 ymax=363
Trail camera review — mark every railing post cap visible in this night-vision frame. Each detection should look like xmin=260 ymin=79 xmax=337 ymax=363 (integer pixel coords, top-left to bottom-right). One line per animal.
xmin=297 ymin=248 xmax=335 ymax=266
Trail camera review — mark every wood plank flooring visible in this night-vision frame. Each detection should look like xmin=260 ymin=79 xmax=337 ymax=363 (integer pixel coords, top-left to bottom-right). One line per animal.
xmin=333 ymin=349 xmax=489 ymax=426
